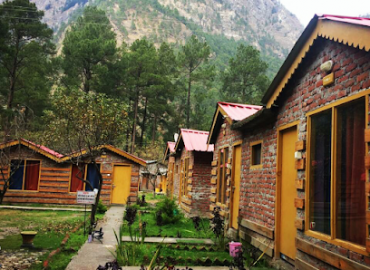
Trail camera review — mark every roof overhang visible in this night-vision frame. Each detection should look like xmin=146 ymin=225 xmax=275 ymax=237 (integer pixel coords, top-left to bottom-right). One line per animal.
xmin=207 ymin=105 xmax=233 ymax=145
xmin=262 ymin=15 xmax=370 ymax=108
xmin=232 ymin=108 xmax=277 ymax=131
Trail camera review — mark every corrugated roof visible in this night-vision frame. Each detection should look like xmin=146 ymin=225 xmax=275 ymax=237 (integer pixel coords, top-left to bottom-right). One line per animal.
xmin=218 ymin=102 xmax=262 ymax=121
xmin=22 ymin=139 xmax=64 ymax=158
xmin=167 ymin=142 xmax=176 ymax=153
xmin=320 ymin=14 xmax=370 ymax=27
xmin=180 ymin=128 xmax=214 ymax=152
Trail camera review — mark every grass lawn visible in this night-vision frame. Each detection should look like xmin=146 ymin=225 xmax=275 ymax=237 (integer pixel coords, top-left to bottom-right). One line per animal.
xmin=0 ymin=209 xmax=104 ymax=270
xmin=122 ymin=211 xmax=213 ymax=239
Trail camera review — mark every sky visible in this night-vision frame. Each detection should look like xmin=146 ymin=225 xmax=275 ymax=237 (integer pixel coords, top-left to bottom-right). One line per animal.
xmin=279 ymin=0 xmax=370 ymax=26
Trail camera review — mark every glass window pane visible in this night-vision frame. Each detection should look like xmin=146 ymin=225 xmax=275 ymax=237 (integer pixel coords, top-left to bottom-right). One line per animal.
xmin=336 ymin=99 xmax=366 ymax=246
xmin=252 ymin=144 xmax=262 ymax=165
xmin=9 ymin=160 xmax=24 ymax=190
xmin=309 ymin=110 xmax=332 ymax=235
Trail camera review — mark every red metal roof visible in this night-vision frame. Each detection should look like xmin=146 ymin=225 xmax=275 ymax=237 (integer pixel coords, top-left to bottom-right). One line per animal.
xmin=218 ymin=102 xmax=262 ymax=121
xmin=167 ymin=142 xmax=176 ymax=153
xmin=180 ymin=129 xmax=214 ymax=152
xmin=320 ymin=14 xmax=370 ymax=27
xmin=22 ymin=139 xmax=64 ymax=158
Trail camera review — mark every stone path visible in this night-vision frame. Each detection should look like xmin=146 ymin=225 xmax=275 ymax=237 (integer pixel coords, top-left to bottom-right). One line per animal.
xmin=0 ymin=249 xmax=47 ymax=270
xmin=121 ymin=236 xmax=214 ymax=245
xmin=122 ymin=267 xmax=229 ymax=270
xmin=66 ymin=206 xmax=124 ymax=270
xmin=0 ymin=205 xmax=90 ymax=212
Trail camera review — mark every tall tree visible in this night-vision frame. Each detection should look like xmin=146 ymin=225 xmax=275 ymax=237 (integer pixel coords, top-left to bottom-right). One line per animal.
xmin=127 ymin=39 xmax=158 ymax=153
xmin=178 ymin=35 xmax=213 ymax=128
xmin=0 ymin=0 xmax=54 ymax=140
xmin=61 ymin=6 xmax=117 ymax=93
xmin=221 ymin=44 xmax=270 ymax=104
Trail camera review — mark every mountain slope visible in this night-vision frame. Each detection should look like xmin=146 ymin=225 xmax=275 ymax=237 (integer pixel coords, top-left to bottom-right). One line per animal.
xmin=3 ymin=0 xmax=304 ymax=74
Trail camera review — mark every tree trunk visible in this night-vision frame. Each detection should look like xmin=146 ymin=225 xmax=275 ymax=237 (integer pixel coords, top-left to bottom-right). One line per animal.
xmin=84 ymin=68 xmax=91 ymax=93
xmin=151 ymin=116 xmax=157 ymax=144
xmin=139 ymin=97 xmax=148 ymax=145
xmin=187 ymin=72 xmax=192 ymax=128
xmin=131 ymin=91 xmax=139 ymax=153
xmin=89 ymin=160 xmax=104 ymax=234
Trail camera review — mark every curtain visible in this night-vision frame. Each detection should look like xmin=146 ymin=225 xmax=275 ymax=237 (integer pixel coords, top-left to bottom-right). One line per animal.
xmin=9 ymin=160 xmax=24 ymax=190
xmin=85 ymin=163 xmax=100 ymax=191
xmin=25 ymin=161 xmax=40 ymax=191
xmin=70 ymin=164 xmax=85 ymax=192
xmin=341 ymin=102 xmax=365 ymax=245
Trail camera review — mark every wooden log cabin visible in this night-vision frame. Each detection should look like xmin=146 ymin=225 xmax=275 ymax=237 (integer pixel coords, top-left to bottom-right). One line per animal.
xmin=173 ymin=129 xmax=214 ymax=216
xmin=0 ymin=139 xmax=146 ymax=205
xmin=226 ymin=14 xmax=370 ymax=270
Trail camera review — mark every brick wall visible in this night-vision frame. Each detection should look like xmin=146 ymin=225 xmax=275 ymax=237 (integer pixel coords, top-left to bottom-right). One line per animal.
xmin=238 ymin=37 xmax=370 ymax=267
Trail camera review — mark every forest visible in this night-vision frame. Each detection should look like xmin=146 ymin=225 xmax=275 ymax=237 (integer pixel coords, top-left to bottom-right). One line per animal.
xmin=0 ymin=0 xmax=271 ymax=159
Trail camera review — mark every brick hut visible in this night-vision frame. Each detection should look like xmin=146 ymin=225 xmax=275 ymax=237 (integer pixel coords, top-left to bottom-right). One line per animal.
xmin=231 ymin=14 xmax=370 ymax=269
xmin=163 ymin=141 xmax=176 ymax=198
xmin=173 ymin=129 xmax=214 ymax=216
xmin=0 ymin=139 xmax=146 ymax=205
xmin=207 ymin=102 xmax=261 ymax=234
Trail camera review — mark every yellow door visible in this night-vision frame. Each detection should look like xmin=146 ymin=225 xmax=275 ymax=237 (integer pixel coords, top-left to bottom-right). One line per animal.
xmin=231 ymin=145 xmax=242 ymax=229
xmin=112 ymin=165 xmax=131 ymax=204
xmin=162 ymin=175 xmax=167 ymax=193
xmin=279 ymin=127 xmax=297 ymax=260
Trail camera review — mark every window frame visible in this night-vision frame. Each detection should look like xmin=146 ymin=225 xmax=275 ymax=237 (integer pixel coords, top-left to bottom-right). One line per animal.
xmin=69 ymin=163 xmax=87 ymax=193
xmin=305 ymin=90 xmax=370 ymax=256
xmin=250 ymin=140 xmax=263 ymax=169
xmin=8 ymin=159 xmax=41 ymax=192
xmin=217 ymin=146 xmax=229 ymax=205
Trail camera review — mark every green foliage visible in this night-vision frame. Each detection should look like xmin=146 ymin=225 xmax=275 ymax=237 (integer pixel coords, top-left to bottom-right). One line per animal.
xmin=61 ymin=6 xmax=117 ymax=93
xmin=221 ymin=44 xmax=270 ymax=104
xmin=0 ymin=0 xmax=54 ymax=137
xmin=97 ymin=200 xmax=108 ymax=214
xmin=155 ymin=197 xmax=183 ymax=225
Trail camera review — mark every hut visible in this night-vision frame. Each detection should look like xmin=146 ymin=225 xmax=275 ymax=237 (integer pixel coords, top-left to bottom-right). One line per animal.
xmin=230 ymin=14 xmax=370 ymax=269
xmin=139 ymin=160 xmax=167 ymax=192
xmin=173 ymin=129 xmax=214 ymax=216
xmin=163 ymin=141 xmax=176 ymax=198
xmin=0 ymin=139 xmax=146 ymax=205
xmin=207 ymin=102 xmax=261 ymax=234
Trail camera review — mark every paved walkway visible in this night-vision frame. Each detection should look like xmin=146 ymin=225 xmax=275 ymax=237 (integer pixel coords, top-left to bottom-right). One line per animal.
xmin=0 ymin=205 xmax=90 ymax=212
xmin=66 ymin=206 xmax=124 ymax=270
xmin=121 ymin=236 xmax=214 ymax=245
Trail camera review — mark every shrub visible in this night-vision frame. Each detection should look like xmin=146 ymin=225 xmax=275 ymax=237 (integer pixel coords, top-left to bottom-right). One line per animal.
xmin=155 ymin=197 xmax=182 ymax=225
xmin=97 ymin=200 xmax=108 ymax=214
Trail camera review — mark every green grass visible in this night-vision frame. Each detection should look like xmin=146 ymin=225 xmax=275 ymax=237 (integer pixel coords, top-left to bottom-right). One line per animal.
xmin=122 ymin=212 xmax=212 ymax=239
xmin=0 ymin=209 xmax=106 ymax=270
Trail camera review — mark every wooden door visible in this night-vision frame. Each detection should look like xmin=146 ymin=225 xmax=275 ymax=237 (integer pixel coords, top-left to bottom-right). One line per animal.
xmin=231 ymin=144 xmax=242 ymax=229
xmin=112 ymin=165 xmax=131 ymax=204
xmin=279 ymin=126 xmax=297 ymax=260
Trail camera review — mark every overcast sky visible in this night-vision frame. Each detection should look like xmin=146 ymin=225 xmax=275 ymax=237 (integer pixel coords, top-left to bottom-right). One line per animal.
xmin=279 ymin=0 xmax=370 ymax=26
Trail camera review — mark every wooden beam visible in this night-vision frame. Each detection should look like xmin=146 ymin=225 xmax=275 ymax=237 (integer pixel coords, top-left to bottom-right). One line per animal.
xmin=211 ymin=169 xmax=217 ymax=176
xmin=294 ymin=198 xmax=305 ymax=209
xmin=295 ymin=257 xmax=320 ymax=270
xmin=365 ymin=129 xmax=370 ymax=143
xmin=40 ymin=177 xmax=70 ymax=182
xmin=295 ymin=159 xmax=305 ymax=170
xmin=211 ymin=188 xmax=216 ymax=194
xmin=239 ymin=229 xmax=273 ymax=257
xmin=366 ymin=182 xmax=370 ymax=194
xmin=131 ymin=172 xmax=139 ymax=176
xmin=295 ymin=179 xmax=305 ymax=190
xmin=366 ymin=211 xmax=370 ymax=225
xmin=296 ymin=237 xmax=370 ymax=270
xmin=39 ymin=183 xmax=69 ymax=188
xmin=41 ymin=167 xmax=70 ymax=172
xmin=40 ymin=172 xmax=70 ymax=177
xmin=366 ymin=238 xmax=370 ymax=253
xmin=39 ymin=188 xmax=68 ymax=193
xmin=211 ymin=160 xmax=217 ymax=166
xmin=211 ymin=178 xmax=217 ymax=184
xmin=366 ymin=155 xmax=370 ymax=170
xmin=295 ymin=219 xmax=304 ymax=230
xmin=210 ymin=196 xmax=216 ymax=203
xmin=295 ymin=140 xmax=306 ymax=151
xmin=240 ymin=218 xmax=274 ymax=240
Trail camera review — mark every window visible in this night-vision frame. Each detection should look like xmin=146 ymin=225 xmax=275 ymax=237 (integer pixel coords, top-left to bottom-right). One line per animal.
xmin=9 ymin=160 xmax=40 ymax=191
xmin=217 ymin=147 xmax=228 ymax=204
xmin=251 ymin=141 xmax=263 ymax=167
xmin=85 ymin=163 xmax=101 ymax=191
xmin=70 ymin=164 xmax=86 ymax=192
xmin=308 ymin=97 xmax=366 ymax=247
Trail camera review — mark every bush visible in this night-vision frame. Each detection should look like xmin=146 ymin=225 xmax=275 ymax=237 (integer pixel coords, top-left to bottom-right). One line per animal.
xmin=97 ymin=200 xmax=108 ymax=214
xmin=155 ymin=197 xmax=183 ymax=225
